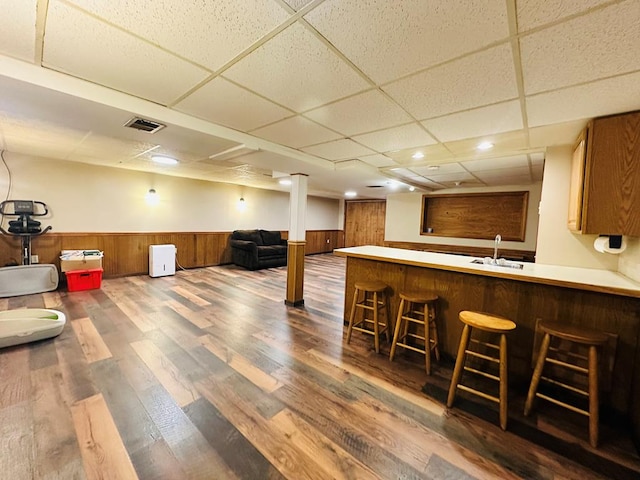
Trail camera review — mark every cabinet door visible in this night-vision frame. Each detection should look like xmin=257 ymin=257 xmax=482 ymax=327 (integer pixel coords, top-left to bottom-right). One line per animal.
xmin=567 ymin=128 xmax=587 ymax=232
xmin=583 ymin=111 xmax=640 ymax=235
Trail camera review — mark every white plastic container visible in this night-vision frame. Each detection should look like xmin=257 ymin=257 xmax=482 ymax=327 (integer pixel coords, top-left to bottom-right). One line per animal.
xmin=0 ymin=309 xmax=66 ymax=349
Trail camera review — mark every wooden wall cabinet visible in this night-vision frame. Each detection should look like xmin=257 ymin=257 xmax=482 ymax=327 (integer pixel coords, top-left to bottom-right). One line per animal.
xmin=570 ymin=110 xmax=640 ymax=235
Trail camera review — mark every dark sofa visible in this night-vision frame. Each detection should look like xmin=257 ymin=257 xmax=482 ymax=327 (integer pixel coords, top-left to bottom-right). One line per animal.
xmin=230 ymin=229 xmax=288 ymax=270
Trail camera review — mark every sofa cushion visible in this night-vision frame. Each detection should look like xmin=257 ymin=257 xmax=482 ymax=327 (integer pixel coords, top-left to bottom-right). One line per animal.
xmin=256 ymin=245 xmax=287 ymax=258
xmin=232 ymin=229 xmax=263 ymax=245
xmin=260 ymin=229 xmax=282 ymax=245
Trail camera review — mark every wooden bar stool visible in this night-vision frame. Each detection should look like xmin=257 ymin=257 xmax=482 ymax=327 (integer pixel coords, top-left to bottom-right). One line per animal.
xmin=345 ymin=281 xmax=391 ymax=354
xmin=389 ymin=291 xmax=440 ymax=374
xmin=524 ymin=321 xmax=609 ymax=448
xmin=447 ymin=311 xmax=516 ymax=430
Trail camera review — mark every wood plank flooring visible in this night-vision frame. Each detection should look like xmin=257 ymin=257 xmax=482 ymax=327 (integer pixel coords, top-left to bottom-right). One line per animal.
xmin=1 ymin=253 xmax=639 ymax=479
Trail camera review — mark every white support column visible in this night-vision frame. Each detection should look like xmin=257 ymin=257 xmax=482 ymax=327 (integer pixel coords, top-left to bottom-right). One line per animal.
xmin=286 ymin=173 xmax=308 ymax=306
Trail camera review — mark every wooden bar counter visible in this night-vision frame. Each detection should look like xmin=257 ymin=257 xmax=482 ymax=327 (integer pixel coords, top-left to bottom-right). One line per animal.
xmin=334 ymin=246 xmax=640 ymax=446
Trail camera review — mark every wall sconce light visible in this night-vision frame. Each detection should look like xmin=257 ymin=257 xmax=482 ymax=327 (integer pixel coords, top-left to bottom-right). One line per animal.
xmin=237 ymin=197 xmax=247 ymax=212
xmin=145 ymin=188 xmax=160 ymax=205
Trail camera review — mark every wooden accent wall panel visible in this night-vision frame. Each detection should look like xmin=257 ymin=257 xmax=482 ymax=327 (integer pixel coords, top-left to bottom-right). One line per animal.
xmin=342 ymin=257 xmax=640 ymax=415
xmin=344 ymin=200 xmax=386 ymax=247
xmin=384 ymin=241 xmax=536 ymax=262
xmin=305 ymin=230 xmax=344 ymax=254
xmin=422 ymin=192 xmax=528 ymax=241
xmin=0 ymin=230 xmax=341 ymax=277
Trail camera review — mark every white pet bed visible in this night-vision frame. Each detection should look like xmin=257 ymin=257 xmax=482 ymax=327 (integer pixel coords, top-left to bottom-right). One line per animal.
xmin=0 ymin=264 xmax=59 ymax=298
xmin=0 ymin=309 xmax=66 ymax=349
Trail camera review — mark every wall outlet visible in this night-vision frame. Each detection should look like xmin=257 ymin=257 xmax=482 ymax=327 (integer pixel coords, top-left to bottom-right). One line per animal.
xmin=326 ymin=239 xmax=330 ymax=243
xmin=31 ymin=254 xmax=39 ymax=263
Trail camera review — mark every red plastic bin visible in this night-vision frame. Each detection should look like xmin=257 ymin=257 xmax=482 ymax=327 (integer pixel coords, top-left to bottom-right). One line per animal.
xmin=66 ymin=268 xmax=103 ymax=292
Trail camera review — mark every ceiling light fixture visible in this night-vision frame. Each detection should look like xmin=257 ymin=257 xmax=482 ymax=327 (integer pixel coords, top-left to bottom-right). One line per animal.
xmin=412 ymin=151 xmax=425 ymax=160
xmin=279 ymin=179 xmax=292 ymax=186
xmin=345 ymin=191 xmax=357 ymax=198
xmin=151 ymin=155 xmax=179 ymax=165
xmin=476 ymin=141 xmax=494 ymax=151
xmin=427 ymin=165 xmax=439 ymax=170
xmin=409 ymin=186 xmax=416 ymax=192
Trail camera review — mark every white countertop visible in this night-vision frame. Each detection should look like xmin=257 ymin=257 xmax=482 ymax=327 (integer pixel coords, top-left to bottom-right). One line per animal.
xmin=334 ymin=246 xmax=640 ymax=298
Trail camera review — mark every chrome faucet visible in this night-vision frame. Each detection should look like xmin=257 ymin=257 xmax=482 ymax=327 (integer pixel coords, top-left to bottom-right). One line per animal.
xmin=493 ymin=234 xmax=501 ymax=262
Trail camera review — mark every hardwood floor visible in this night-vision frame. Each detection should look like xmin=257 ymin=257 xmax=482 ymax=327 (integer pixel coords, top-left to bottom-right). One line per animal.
xmin=1 ymin=253 xmax=639 ymax=479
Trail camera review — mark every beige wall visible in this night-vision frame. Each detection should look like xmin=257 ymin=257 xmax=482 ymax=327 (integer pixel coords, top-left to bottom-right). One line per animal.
xmin=0 ymin=153 xmax=341 ymax=232
xmin=385 ymin=183 xmax=542 ymax=253
xmin=535 ymin=145 xmax=618 ymax=270
xmin=619 ymin=237 xmax=640 ymax=282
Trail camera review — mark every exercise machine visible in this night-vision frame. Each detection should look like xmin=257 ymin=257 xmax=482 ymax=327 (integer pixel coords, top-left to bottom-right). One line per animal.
xmin=0 ymin=199 xmax=52 ymax=265
xmin=0 ymin=199 xmax=59 ymax=298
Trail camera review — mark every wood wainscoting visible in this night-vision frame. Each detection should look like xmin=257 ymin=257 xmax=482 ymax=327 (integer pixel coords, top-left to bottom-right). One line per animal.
xmin=384 ymin=240 xmax=536 ymax=262
xmin=0 ymin=229 xmax=344 ymax=277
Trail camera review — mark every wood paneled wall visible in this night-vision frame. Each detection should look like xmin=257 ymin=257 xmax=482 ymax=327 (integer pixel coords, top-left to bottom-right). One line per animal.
xmin=384 ymin=240 xmax=536 ymax=262
xmin=344 ymin=200 xmax=386 ymax=247
xmin=0 ymin=229 xmax=344 ymax=277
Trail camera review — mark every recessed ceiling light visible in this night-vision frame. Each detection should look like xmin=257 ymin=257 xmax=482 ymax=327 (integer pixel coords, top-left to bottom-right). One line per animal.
xmin=345 ymin=191 xmax=357 ymax=198
xmin=409 ymin=186 xmax=416 ymax=192
xmin=412 ymin=151 xmax=425 ymax=160
xmin=427 ymin=165 xmax=439 ymax=170
xmin=279 ymin=179 xmax=292 ymax=186
xmin=151 ymin=155 xmax=179 ymax=165
xmin=476 ymin=141 xmax=494 ymax=151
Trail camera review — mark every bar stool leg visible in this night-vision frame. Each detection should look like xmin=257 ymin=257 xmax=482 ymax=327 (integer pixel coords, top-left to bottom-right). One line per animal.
xmin=499 ymin=333 xmax=508 ymax=431
xmin=345 ymin=287 xmax=360 ymax=344
xmin=430 ymin=302 xmax=440 ymax=362
xmin=524 ymin=332 xmax=551 ymax=416
xmin=447 ymin=324 xmax=471 ymax=407
xmin=423 ymin=302 xmax=432 ymax=375
xmin=588 ymin=345 xmax=599 ymax=448
xmin=384 ymin=294 xmax=391 ymax=343
xmin=372 ymin=291 xmax=380 ymax=354
xmin=389 ymin=298 xmax=405 ymax=361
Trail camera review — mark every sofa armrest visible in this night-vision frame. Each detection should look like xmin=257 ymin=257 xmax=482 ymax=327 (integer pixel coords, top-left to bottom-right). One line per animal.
xmin=230 ymin=239 xmax=258 ymax=253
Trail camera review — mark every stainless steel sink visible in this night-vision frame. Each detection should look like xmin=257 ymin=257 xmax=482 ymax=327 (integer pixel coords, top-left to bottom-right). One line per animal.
xmin=470 ymin=258 xmax=524 ymax=270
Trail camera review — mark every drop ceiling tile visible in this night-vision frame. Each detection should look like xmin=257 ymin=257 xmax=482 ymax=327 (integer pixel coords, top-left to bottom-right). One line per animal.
xmin=422 ymin=101 xmax=523 ymax=143
xmin=304 ymin=0 xmax=509 ymax=84
xmin=250 ymin=115 xmax=341 ymax=148
xmin=516 ymin=0 xmax=611 ymax=31
xmin=385 ymin=44 xmax=519 ymax=120
xmin=62 ymin=0 xmax=290 ymax=71
xmin=528 ymin=119 xmax=587 ymax=148
xmin=304 ymin=90 xmax=412 ymax=136
xmin=474 ymin=166 xmax=531 ymax=179
xmin=482 ymin=175 xmax=533 ymax=186
xmin=224 ymin=23 xmax=369 ymax=112
xmin=527 ymin=70 xmax=640 ymax=127
xmin=520 ymin=1 xmax=640 ymax=95
xmin=174 ymin=77 xmax=292 ymax=131
xmin=385 ymin=143 xmax=453 ymax=165
xmin=443 ymin=130 xmax=529 ymax=156
xmin=358 ymin=154 xmax=397 ymax=168
xmin=421 ymin=172 xmax=476 ymax=183
xmin=411 ymin=163 xmax=466 ymax=176
xmin=282 ymin=0 xmax=314 ymax=11
xmin=0 ymin=0 xmax=36 ymax=61
xmin=43 ymin=1 xmax=210 ymax=105
xmin=301 ymin=139 xmax=375 ymax=161
xmin=462 ymin=155 xmax=529 ymax=172
xmin=351 ymin=123 xmax=436 ymax=153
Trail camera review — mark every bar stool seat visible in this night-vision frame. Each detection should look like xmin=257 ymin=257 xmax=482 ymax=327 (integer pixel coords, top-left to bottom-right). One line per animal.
xmin=389 ymin=291 xmax=440 ymax=374
xmin=447 ymin=311 xmax=516 ymax=430
xmin=345 ymin=280 xmax=391 ymax=354
xmin=524 ymin=321 xmax=609 ymax=448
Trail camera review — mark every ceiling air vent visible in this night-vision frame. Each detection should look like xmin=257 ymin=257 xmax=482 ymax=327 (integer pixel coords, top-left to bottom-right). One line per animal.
xmin=123 ymin=117 xmax=166 ymax=133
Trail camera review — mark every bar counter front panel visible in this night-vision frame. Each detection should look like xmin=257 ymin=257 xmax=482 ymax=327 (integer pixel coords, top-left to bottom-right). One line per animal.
xmin=334 ymin=247 xmax=640 ymax=447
